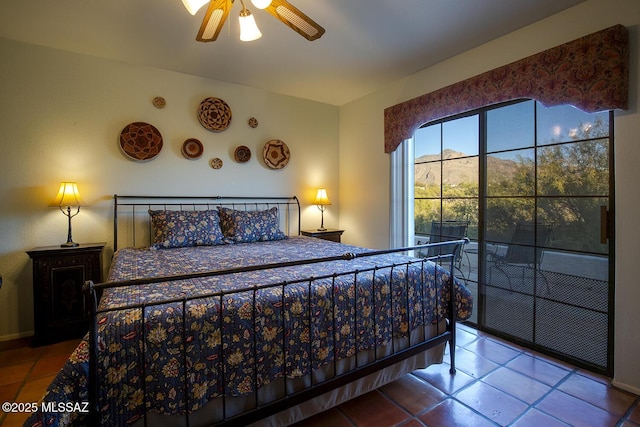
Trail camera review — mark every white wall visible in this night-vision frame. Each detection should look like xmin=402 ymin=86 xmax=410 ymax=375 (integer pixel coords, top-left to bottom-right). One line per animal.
xmin=339 ymin=0 xmax=640 ymax=393
xmin=0 ymin=39 xmax=339 ymax=341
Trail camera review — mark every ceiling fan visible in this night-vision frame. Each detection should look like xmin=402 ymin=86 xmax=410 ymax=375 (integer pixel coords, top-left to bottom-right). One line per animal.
xmin=182 ymin=0 xmax=325 ymax=42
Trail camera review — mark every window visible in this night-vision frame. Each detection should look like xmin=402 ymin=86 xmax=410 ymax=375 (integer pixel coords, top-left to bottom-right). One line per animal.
xmin=414 ymin=114 xmax=479 ymax=240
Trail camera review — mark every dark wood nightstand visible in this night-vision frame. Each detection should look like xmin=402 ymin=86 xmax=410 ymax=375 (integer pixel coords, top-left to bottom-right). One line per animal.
xmin=301 ymin=229 xmax=344 ymax=243
xmin=26 ymin=242 xmax=105 ymax=346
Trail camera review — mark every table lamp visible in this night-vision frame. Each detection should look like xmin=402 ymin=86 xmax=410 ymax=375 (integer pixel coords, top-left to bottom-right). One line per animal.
xmin=313 ymin=188 xmax=331 ymax=231
xmin=51 ymin=182 xmax=86 ymax=247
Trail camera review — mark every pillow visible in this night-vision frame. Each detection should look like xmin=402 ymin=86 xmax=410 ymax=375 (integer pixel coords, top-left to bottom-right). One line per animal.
xmin=217 ymin=206 xmax=286 ymax=243
xmin=148 ymin=209 xmax=225 ymax=249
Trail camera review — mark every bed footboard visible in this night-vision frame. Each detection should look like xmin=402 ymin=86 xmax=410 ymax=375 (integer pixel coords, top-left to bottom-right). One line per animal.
xmin=83 ymin=240 xmax=470 ymax=427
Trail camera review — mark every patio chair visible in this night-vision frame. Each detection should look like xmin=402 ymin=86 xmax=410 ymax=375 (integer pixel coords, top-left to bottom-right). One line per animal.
xmin=488 ymin=222 xmax=553 ymax=293
xmin=417 ymin=220 xmax=469 ymax=278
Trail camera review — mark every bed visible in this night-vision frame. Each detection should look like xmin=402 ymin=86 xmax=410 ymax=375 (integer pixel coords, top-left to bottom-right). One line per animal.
xmin=25 ymin=195 xmax=472 ymax=427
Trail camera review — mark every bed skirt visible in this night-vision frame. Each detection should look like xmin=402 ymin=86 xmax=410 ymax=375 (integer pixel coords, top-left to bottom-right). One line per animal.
xmin=133 ymin=322 xmax=447 ymax=427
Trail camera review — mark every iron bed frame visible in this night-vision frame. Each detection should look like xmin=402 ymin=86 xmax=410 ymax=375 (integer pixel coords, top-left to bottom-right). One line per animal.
xmin=83 ymin=195 xmax=468 ymax=426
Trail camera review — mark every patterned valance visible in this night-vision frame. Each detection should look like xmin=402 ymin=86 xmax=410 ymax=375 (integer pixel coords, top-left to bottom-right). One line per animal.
xmin=384 ymin=24 xmax=629 ymax=153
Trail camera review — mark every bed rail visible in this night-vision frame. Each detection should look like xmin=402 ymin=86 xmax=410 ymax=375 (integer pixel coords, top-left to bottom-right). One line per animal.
xmin=84 ymin=239 xmax=468 ymax=427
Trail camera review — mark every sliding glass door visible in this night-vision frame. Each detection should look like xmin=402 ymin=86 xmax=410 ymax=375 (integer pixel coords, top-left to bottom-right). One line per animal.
xmin=413 ymin=100 xmax=614 ymax=374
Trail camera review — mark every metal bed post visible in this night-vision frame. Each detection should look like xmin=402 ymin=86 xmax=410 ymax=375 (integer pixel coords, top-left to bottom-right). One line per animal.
xmin=371 ymin=267 xmax=379 ymax=359
xmin=83 ymin=280 xmax=99 ymax=426
xmin=293 ymin=196 xmax=301 ymax=235
xmin=219 ymin=293 xmax=227 ymax=421
xmin=113 ymin=195 xmax=119 ymax=251
xmin=448 ymin=238 xmax=467 ymax=374
xmin=141 ymin=303 xmax=149 ymax=427
xmin=182 ymin=298 xmax=191 ymax=427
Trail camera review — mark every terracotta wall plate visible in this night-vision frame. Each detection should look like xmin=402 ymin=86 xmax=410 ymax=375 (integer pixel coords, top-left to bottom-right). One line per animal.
xmin=198 ymin=97 xmax=232 ymax=132
xmin=182 ymin=138 xmax=204 ymax=159
xmin=234 ymin=145 xmax=251 ymax=163
xmin=152 ymin=96 xmax=166 ymax=109
xmin=210 ymin=158 xmax=223 ymax=169
xmin=119 ymin=122 xmax=163 ymax=161
xmin=263 ymin=139 xmax=290 ymax=169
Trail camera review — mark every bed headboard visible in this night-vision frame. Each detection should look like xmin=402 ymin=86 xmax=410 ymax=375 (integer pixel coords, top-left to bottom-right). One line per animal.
xmin=113 ymin=195 xmax=300 ymax=250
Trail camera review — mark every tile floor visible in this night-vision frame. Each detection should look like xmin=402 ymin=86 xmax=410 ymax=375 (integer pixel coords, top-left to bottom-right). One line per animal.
xmin=1 ymin=324 xmax=639 ymax=427
xmin=0 ymin=338 xmax=80 ymax=427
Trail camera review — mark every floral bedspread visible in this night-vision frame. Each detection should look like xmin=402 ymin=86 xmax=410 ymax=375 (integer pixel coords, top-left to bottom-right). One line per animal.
xmin=25 ymin=236 xmax=472 ymax=426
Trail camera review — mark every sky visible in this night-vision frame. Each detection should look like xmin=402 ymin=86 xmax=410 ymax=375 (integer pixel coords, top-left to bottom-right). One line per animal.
xmin=414 ymin=100 xmax=609 ymax=159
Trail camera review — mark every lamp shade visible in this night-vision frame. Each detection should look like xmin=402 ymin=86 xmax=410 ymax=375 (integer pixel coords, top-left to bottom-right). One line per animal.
xmin=182 ymin=0 xmax=210 ymax=15
xmin=51 ymin=182 xmax=86 ymax=208
xmin=313 ymin=188 xmax=331 ymax=206
xmin=239 ymin=9 xmax=262 ymax=41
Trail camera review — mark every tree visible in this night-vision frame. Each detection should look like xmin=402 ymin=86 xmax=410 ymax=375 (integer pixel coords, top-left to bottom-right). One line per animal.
xmin=413 ymin=108 xmax=609 ymax=254
xmin=487 ymin=115 xmax=609 ymax=253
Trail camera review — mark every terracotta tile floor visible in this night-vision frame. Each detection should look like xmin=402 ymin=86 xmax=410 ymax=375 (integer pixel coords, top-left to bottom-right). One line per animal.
xmin=296 ymin=324 xmax=640 ymax=427
xmin=1 ymin=324 xmax=639 ymax=426
xmin=0 ymin=338 xmax=81 ymax=427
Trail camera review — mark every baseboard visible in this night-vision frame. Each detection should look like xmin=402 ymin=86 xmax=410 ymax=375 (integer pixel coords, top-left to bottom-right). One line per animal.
xmin=0 ymin=331 xmax=34 ymax=349
xmin=611 ymin=379 xmax=640 ymax=396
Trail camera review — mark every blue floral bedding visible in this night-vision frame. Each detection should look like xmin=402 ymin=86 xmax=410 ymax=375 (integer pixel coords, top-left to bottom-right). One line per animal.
xmin=25 ymin=236 xmax=472 ymax=427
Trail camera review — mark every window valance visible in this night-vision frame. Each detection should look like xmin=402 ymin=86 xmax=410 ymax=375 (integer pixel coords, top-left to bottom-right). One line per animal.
xmin=384 ymin=24 xmax=629 ymax=153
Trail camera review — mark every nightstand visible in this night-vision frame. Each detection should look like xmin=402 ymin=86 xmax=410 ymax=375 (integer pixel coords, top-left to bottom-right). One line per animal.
xmin=301 ymin=229 xmax=344 ymax=243
xmin=26 ymin=242 xmax=105 ymax=346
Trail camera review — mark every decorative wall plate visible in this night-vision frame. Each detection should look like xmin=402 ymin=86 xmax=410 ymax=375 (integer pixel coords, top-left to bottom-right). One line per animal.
xmin=198 ymin=97 xmax=232 ymax=132
xmin=248 ymin=117 xmax=258 ymax=128
xmin=182 ymin=138 xmax=204 ymax=159
xmin=234 ymin=145 xmax=251 ymax=163
xmin=263 ymin=139 xmax=290 ymax=169
xmin=152 ymin=96 xmax=166 ymax=109
xmin=210 ymin=158 xmax=223 ymax=169
xmin=119 ymin=122 xmax=163 ymax=161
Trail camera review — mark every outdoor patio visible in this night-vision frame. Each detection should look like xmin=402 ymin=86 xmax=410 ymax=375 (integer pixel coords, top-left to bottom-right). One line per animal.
xmin=454 ymin=241 xmax=610 ymax=370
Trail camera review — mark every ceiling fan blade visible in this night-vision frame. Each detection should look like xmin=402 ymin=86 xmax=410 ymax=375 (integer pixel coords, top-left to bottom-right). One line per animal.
xmin=264 ymin=0 xmax=325 ymax=41
xmin=196 ymin=0 xmax=233 ymax=42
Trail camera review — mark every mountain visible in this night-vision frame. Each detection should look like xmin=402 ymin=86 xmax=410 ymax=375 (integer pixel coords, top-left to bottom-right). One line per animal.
xmin=414 ymin=149 xmax=519 ymax=186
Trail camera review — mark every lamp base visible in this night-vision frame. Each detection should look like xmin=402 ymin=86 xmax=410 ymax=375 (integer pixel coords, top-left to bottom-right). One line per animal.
xmin=317 ymin=227 xmax=327 ymax=231
xmin=60 ymin=242 xmax=79 ymax=248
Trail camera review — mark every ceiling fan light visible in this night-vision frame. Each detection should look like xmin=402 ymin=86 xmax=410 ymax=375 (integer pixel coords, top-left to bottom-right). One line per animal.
xmin=182 ymin=0 xmax=210 ymax=15
xmin=239 ymin=9 xmax=262 ymax=41
xmin=251 ymin=0 xmax=272 ymax=9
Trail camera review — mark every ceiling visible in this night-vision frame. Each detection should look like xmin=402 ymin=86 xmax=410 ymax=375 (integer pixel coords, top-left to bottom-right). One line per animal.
xmin=0 ymin=0 xmax=585 ymax=106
